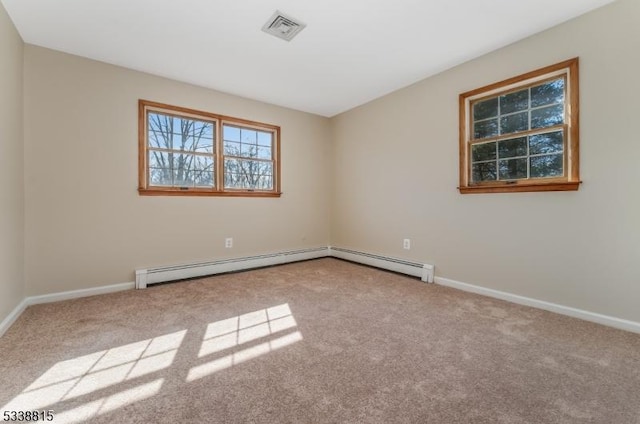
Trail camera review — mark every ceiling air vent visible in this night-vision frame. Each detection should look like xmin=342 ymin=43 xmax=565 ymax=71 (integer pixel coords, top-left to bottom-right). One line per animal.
xmin=262 ymin=10 xmax=306 ymax=42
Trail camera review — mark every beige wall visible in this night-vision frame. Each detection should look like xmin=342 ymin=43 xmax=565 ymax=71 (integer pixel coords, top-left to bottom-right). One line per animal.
xmin=0 ymin=3 xmax=24 ymax=321
xmin=331 ymin=0 xmax=640 ymax=322
xmin=23 ymin=46 xmax=331 ymax=295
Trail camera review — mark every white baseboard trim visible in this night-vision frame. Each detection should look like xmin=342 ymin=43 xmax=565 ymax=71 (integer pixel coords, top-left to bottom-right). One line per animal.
xmin=435 ymin=276 xmax=640 ymax=334
xmin=0 ymin=282 xmax=134 ymax=338
xmin=0 ymin=298 xmax=30 ymax=338
xmin=28 ymin=282 xmax=135 ymax=305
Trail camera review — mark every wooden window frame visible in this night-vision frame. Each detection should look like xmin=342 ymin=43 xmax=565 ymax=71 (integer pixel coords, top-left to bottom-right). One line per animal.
xmin=458 ymin=58 xmax=580 ymax=194
xmin=138 ymin=100 xmax=281 ymax=197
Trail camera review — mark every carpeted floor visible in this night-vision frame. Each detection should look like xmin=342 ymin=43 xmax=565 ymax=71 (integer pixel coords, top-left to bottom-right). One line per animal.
xmin=1 ymin=258 xmax=639 ymax=423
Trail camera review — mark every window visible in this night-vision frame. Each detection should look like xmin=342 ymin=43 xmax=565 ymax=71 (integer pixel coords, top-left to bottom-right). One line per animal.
xmin=138 ymin=100 xmax=281 ymax=197
xmin=459 ymin=58 xmax=579 ymax=193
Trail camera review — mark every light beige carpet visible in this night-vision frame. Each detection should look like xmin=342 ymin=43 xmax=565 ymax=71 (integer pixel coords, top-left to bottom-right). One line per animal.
xmin=1 ymin=258 xmax=639 ymax=423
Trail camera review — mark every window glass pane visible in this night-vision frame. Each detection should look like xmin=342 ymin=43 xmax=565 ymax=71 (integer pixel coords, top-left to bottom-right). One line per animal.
xmin=184 ymin=154 xmax=211 ymax=172
xmin=257 ymin=146 xmax=272 ymax=160
xmin=224 ymin=141 xmax=240 ymax=156
xmin=241 ymin=143 xmax=259 ymax=158
xmin=172 ymin=152 xmax=191 ymax=173
xmin=172 ymin=168 xmax=196 ymax=187
xmin=172 ymin=116 xmax=182 ymax=132
xmin=224 ymin=159 xmax=273 ymax=190
xmin=192 ymin=155 xmax=214 ymax=172
xmin=498 ymin=137 xmax=527 ymax=159
xmin=149 ymin=168 xmax=172 ymax=186
xmin=173 ymin=135 xmax=207 ymax=152
xmin=500 ymin=112 xmax=528 ymax=135
xmin=472 ymin=142 xmax=496 ymax=162
xmin=224 ymin=126 xmax=241 ymax=142
xmin=148 ymin=131 xmax=165 ymax=149
xmin=500 ymin=89 xmax=529 ymax=114
xmin=474 ymin=119 xmax=498 ymax=139
xmin=257 ymin=132 xmax=272 ymax=147
xmin=226 ymin=138 xmax=272 ymax=159
xmin=200 ymin=122 xmax=214 ymax=139
xmin=189 ymin=156 xmax=215 ymax=187
xmin=257 ymin=175 xmax=273 ymax=190
xmin=222 ymin=128 xmax=267 ymax=159
xmin=193 ymin=171 xmax=214 ymax=187
xmin=499 ymin=158 xmax=527 ymax=180
xmin=254 ymin=162 xmax=274 ymax=190
xmin=148 ymin=153 xmax=214 ymax=187
xmin=241 ymin=129 xmax=257 ymax=144
xmin=531 ymin=78 xmax=564 ymax=107
xmin=193 ymin=142 xmax=214 ymax=154
xmin=531 ymin=104 xmax=563 ymax=129
xmin=473 ymin=98 xmax=498 ymax=121
xmin=148 ymin=112 xmax=214 ymax=153
xmin=148 ymin=151 xmax=171 ymax=169
xmin=224 ymin=169 xmax=246 ymax=189
xmin=529 ymin=131 xmax=563 ymax=155
xmin=148 ymin=113 xmax=173 ymax=148
xmin=191 ymin=122 xmax=215 ymax=153
xmin=472 ymin=162 xmax=497 ymax=182
xmin=530 ymin=154 xmax=563 ymax=178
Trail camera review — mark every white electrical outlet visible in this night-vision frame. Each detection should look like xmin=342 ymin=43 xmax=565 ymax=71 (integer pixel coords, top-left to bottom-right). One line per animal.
xmin=225 ymin=238 xmax=233 ymax=248
xmin=403 ymin=239 xmax=411 ymax=250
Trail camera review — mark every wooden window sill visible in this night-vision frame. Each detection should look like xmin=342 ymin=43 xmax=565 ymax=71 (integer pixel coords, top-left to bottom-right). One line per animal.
xmin=138 ymin=188 xmax=282 ymax=198
xmin=458 ymin=181 xmax=581 ymax=194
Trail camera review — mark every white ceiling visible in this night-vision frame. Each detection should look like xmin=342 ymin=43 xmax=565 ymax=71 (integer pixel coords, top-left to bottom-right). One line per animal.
xmin=2 ymin=0 xmax=615 ymax=117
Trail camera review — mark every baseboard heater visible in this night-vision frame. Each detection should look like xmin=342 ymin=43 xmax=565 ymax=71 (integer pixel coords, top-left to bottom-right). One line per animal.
xmin=135 ymin=246 xmax=434 ymax=289
xmin=329 ymin=247 xmax=434 ymax=283
xmin=135 ymin=247 xmax=330 ymax=289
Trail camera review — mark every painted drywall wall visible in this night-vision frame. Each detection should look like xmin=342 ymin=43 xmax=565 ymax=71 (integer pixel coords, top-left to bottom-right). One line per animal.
xmin=0 ymin=3 xmax=24 ymax=321
xmin=331 ymin=0 xmax=640 ymax=322
xmin=23 ymin=46 xmax=331 ymax=295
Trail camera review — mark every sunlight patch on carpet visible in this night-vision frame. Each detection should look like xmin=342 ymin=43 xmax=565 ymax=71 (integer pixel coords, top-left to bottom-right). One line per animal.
xmin=53 ymin=379 xmax=164 ymax=424
xmin=187 ymin=331 xmax=303 ymax=382
xmin=1 ymin=304 xmax=304 ymax=420
xmin=188 ymin=304 xmax=303 ymax=382
xmin=2 ymin=330 xmax=185 ymax=412
xmin=198 ymin=303 xmax=298 ymax=358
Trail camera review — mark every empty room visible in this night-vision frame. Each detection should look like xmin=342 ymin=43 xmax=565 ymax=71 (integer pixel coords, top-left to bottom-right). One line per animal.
xmin=1 ymin=0 xmax=639 ymax=423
